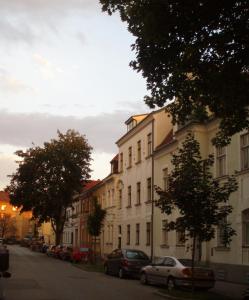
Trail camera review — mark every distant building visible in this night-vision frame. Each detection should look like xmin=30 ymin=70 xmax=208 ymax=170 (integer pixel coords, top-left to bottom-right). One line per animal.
xmin=0 ymin=191 xmax=33 ymax=240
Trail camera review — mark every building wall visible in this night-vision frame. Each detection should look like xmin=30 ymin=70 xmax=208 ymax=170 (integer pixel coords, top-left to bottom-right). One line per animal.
xmin=117 ymin=109 xmax=173 ymax=257
xmin=154 ymin=120 xmax=249 ymax=283
xmin=0 ymin=192 xmax=33 ymax=240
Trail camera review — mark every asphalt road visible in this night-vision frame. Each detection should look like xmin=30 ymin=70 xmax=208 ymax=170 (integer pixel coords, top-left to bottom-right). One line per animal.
xmin=4 ymin=245 xmax=161 ymax=300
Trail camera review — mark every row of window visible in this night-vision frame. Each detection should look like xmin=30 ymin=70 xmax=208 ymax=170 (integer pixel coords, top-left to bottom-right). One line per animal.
xmin=118 ymin=178 xmax=152 ymax=209
xmin=212 ymin=132 xmax=249 ymax=177
xmin=119 ymin=133 xmax=152 ymax=171
xmin=123 ymin=222 xmax=152 ymax=246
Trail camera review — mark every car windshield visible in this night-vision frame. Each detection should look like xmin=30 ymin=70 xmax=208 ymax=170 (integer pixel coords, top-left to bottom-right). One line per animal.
xmin=178 ymin=259 xmax=208 ymax=267
xmin=125 ymin=250 xmax=149 ymax=260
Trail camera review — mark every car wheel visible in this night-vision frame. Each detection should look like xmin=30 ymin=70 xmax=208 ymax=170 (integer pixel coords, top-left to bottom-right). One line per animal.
xmin=167 ymin=277 xmax=175 ymax=291
xmin=104 ymin=265 xmax=109 ymax=275
xmin=118 ymin=268 xmax=125 ymax=279
xmin=140 ymin=272 xmax=148 ymax=285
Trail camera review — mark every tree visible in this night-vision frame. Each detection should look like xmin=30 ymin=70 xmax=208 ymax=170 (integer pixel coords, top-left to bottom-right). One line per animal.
xmin=0 ymin=214 xmax=17 ymax=239
xmin=8 ymin=130 xmax=92 ymax=245
xmin=100 ymin=0 xmax=249 ymax=145
xmin=155 ymin=133 xmax=237 ymax=290
xmin=87 ymin=197 xmax=106 ymax=263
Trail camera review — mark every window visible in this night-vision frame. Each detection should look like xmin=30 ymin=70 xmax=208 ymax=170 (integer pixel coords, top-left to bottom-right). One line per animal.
xmin=127 ymin=186 xmax=132 ymax=207
xmin=217 ymin=217 xmax=227 ymax=247
xmin=162 ymin=220 xmax=168 ymax=245
xmin=127 ymin=225 xmax=131 ymax=245
xmin=147 ymin=177 xmax=152 ymax=202
xmin=111 ymin=189 xmax=114 ymax=207
xmin=118 ymin=225 xmax=122 ymax=235
xmin=241 ymin=133 xmax=249 ymax=170
xmin=118 ymin=189 xmax=122 ymax=209
xmin=128 ymin=147 xmax=132 ymax=167
xmin=163 ymin=168 xmax=169 ymax=191
xmin=242 ymin=209 xmax=249 ymax=247
xmin=136 ymin=182 xmax=141 ymax=205
xmin=176 ymin=230 xmax=185 ymax=246
xmin=147 ymin=133 xmax=152 ymax=156
xmin=120 ymin=152 xmax=123 ymax=172
xmin=216 ymin=146 xmax=226 ymax=177
xmin=136 ymin=223 xmax=140 ymax=245
xmin=146 ymin=222 xmax=151 ymax=246
xmin=137 ymin=140 xmax=141 ymax=162
xmin=107 ymin=190 xmax=110 ymax=207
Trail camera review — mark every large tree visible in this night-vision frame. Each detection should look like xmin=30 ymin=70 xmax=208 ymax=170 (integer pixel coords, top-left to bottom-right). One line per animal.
xmin=100 ymin=0 xmax=249 ymax=145
xmin=156 ymin=133 xmax=237 ymax=289
xmin=8 ymin=130 xmax=92 ymax=245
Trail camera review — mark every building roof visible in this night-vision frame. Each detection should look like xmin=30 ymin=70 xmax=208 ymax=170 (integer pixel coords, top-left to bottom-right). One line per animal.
xmin=110 ymin=154 xmax=119 ymax=163
xmin=155 ymin=129 xmax=174 ymax=151
xmin=0 ymin=191 xmax=10 ymax=202
xmin=83 ymin=180 xmax=101 ymax=192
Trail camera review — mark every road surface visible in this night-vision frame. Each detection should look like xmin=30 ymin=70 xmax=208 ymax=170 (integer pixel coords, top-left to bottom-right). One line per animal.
xmin=4 ymin=245 xmax=161 ymax=300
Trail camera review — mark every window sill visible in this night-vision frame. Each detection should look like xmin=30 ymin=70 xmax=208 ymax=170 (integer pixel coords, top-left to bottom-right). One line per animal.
xmin=105 ymin=242 xmax=113 ymax=246
xmin=126 ymin=166 xmax=132 ymax=170
xmin=215 ymin=175 xmax=229 ymax=180
xmin=235 ymin=168 xmax=249 ymax=176
xmin=135 ymin=160 xmax=141 ymax=165
xmin=160 ymin=244 xmax=169 ymax=249
xmin=215 ymin=246 xmax=230 ymax=252
xmin=135 ymin=203 xmax=141 ymax=207
xmin=145 ymin=200 xmax=152 ymax=204
xmin=126 ymin=205 xmax=132 ymax=209
xmin=176 ymin=244 xmax=185 ymax=247
xmin=145 ymin=154 xmax=152 ymax=160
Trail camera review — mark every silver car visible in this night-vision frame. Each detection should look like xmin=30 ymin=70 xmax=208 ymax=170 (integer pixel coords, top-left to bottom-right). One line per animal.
xmin=140 ymin=256 xmax=215 ymax=290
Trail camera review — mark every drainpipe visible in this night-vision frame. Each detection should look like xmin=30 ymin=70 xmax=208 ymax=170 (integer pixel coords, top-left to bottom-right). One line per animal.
xmin=151 ymin=119 xmax=155 ymax=261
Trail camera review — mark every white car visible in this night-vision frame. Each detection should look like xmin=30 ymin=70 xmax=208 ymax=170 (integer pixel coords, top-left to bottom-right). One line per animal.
xmin=140 ymin=256 xmax=215 ymax=290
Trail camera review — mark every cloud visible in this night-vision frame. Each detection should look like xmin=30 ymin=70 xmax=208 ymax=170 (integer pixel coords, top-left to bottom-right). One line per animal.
xmin=0 ymin=0 xmax=99 ymax=44
xmin=0 ymin=153 xmax=18 ymax=190
xmin=0 ymin=67 xmax=35 ymax=94
xmin=33 ymin=54 xmax=64 ymax=80
xmin=0 ymin=109 xmax=134 ymax=153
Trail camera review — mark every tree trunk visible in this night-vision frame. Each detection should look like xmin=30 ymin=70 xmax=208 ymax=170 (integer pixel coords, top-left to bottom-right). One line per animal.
xmin=191 ymin=235 xmax=196 ymax=295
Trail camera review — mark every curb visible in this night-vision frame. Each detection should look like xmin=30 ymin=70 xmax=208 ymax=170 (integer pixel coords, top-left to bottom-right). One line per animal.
xmin=154 ymin=291 xmax=182 ymax=300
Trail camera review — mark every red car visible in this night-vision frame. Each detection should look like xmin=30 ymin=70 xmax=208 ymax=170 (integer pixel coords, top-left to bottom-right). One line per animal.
xmin=71 ymin=246 xmax=92 ymax=263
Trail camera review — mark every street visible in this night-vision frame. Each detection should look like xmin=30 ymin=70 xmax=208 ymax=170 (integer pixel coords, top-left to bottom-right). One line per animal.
xmin=4 ymin=245 xmax=161 ymax=300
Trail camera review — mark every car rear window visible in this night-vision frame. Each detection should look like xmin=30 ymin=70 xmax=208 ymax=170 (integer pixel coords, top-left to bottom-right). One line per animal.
xmin=125 ymin=250 xmax=149 ymax=260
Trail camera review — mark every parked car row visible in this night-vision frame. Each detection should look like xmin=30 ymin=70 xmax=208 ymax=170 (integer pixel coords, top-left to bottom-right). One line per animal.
xmin=46 ymin=245 xmax=92 ymax=263
xmin=104 ymin=249 xmax=216 ymax=291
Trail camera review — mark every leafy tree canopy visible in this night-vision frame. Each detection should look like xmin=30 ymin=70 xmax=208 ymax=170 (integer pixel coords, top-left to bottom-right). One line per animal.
xmin=100 ymin=0 xmax=249 ymax=145
xmin=156 ymin=133 xmax=238 ymax=250
xmin=8 ymin=130 xmax=92 ymax=244
xmin=87 ymin=197 xmax=106 ymax=238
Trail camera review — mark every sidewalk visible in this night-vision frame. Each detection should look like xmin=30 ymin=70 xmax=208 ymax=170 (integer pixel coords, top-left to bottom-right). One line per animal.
xmin=211 ymin=280 xmax=248 ymax=299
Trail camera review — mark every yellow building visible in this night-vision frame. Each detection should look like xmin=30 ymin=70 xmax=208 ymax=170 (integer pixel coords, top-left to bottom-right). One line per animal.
xmin=0 ymin=191 xmax=33 ymax=240
xmin=153 ymin=118 xmax=249 ymax=284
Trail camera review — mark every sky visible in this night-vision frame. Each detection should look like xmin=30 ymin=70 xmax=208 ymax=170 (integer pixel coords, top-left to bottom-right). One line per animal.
xmin=0 ymin=0 xmax=151 ymax=189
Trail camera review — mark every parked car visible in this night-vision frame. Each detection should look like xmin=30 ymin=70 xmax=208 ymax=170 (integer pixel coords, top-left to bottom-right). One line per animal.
xmin=104 ymin=248 xmax=150 ymax=279
xmin=58 ymin=246 xmax=73 ymax=261
xmin=71 ymin=246 xmax=92 ymax=263
xmin=53 ymin=245 xmax=64 ymax=258
xmin=140 ymin=256 xmax=215 ymax=290
xmin=46 ymin=245 xmax=56 ymax=257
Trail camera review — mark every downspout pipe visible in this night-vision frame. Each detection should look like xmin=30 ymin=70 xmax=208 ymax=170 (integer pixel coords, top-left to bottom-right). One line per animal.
xmin=151 ymin=119 xmax=155 ymax=261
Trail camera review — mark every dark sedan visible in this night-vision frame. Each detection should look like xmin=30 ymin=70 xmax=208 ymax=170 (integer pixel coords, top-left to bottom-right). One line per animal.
xmin=104 ymin=249 xmax=150 ymax=279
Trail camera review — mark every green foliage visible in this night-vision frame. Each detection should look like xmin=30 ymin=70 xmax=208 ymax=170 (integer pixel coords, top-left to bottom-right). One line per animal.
xmin=7 ymin=130 xmax=92 ymax=244
xmin=100 ymin=0 xmax=249 ymax=145
xmin=156 ymin=133 xmax=238 ymax=246
xmin=87 ymin=197 xmax=106 ymax=238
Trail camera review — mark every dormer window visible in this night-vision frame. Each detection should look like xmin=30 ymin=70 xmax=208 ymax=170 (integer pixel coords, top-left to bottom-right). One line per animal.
xmin=127 ymin=119 xmax=137 ymax=132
